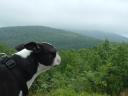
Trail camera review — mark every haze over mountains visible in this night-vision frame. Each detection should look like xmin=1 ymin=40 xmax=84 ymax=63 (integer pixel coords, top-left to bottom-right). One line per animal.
xmin=72 ymin=30 xmax=128 ymax=42
xmin=0 ymin=26 xmax=127 ymax=49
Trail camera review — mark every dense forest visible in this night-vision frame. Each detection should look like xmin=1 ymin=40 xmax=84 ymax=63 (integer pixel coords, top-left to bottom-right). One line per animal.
xmin=0 ymin=40 xmax=128 ymax=96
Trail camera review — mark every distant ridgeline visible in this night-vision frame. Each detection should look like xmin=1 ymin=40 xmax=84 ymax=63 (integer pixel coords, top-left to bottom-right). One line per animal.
xmin=0 ymin=26 xmax=101 ymax=49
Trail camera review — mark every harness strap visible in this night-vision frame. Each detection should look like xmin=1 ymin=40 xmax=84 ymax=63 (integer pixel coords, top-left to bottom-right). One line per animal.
xmin=0 ymin=57 xmax=28 ymax=95
xmin=5 ymin=59 xmax=16 ymax=69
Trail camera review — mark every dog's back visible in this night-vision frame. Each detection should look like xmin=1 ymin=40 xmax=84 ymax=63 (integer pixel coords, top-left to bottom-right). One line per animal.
xmin=0 ymin=57 xmax=27 ymax=96
xmin=0 ymin=59 xmax=20 ymax=96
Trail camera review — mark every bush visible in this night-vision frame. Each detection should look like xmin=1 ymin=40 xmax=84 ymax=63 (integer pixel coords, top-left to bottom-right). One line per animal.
xmin=0 ymin=43 xmax=15 ymax=55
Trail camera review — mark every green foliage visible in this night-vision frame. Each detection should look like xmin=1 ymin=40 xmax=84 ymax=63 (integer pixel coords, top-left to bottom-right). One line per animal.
xmin=0 ymin=43 xmax=15 ymax=55
xmin=1 ymin=41 xmax=128 ymax=96
xmin=30 ymin=41 xmax=128 ymax=96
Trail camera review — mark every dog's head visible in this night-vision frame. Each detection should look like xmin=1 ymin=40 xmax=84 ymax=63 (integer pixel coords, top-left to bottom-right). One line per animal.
xmin=15 ymin=42 xmax=61 ymax=89
xmin=15 ymin=42 xmax=61 ymax=66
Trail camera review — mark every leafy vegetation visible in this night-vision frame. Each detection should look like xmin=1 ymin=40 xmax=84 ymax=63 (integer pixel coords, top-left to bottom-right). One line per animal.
xmin=0 ymin=26 xmax=101 ymax=49
xmin=0 ymin=43 xmax=15 ymax=55
xmin=0 ymin=40 xmax=128 ymax=96
xmin=29 ymin=40 xmax=128 ymax=96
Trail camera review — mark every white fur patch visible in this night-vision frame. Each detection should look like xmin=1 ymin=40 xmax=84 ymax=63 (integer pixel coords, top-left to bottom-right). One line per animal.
xmin=15 ymin=49 xmax=32 ymax=58
xmin=19 ymin=90 xmax=23 ymax=96
xmin=53 ymin=53 xmax=61 ymax=66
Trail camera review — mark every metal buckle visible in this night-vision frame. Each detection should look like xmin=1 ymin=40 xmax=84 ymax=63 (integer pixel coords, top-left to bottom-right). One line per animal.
xmin=5 ymin=59 xmax=16 ymax=69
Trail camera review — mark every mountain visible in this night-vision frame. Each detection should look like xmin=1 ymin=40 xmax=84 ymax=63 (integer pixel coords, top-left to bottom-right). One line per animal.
xmin=0 ymin=26 xmax=101 ymax=49
xmin=73 ymin=30 xmax=128 ymax=42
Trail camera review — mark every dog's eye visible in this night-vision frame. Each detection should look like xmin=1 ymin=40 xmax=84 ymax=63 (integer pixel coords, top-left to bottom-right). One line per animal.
xmin=51 ymin=52 xmax=56 ymax=57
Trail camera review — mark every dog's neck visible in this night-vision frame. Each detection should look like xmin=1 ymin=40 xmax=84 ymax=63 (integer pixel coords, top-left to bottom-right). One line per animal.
xmin=27 ymin=64 xmax=51 ymax=89
xmin=14 ymin=49 xmax=51 ymax=89
xmin=13 ymin=49 xmax=39 ymax=88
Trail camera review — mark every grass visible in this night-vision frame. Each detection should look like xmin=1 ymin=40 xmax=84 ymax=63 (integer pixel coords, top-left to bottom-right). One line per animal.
xmin=29 ymin=87 xmax=108 ymax=96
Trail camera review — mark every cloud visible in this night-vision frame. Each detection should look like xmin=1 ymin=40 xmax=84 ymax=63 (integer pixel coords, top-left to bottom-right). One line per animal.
xmin=0 ymin=0 xmax=128 ymax=36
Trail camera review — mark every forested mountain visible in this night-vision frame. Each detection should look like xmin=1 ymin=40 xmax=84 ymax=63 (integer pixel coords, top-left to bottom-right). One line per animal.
xmin=0 ymin=26 xmax=101 ymax=49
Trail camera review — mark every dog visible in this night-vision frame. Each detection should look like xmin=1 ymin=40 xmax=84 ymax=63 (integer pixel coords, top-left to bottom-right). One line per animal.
xmin=0 ymin=42 xmax=61 ymax=96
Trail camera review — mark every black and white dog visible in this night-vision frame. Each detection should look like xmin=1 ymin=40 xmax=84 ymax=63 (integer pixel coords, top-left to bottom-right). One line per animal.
xmin=0 ymin=42 xmax=61 ymax=96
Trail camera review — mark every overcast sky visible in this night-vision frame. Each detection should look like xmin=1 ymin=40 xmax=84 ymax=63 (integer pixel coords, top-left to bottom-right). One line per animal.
xmin=0 ymin=0 xmax=128 ymax=37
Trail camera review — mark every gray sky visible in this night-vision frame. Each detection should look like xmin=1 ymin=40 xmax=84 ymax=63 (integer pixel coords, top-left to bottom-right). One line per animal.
xmin=0 ymin=0 xmax=128 ymax=37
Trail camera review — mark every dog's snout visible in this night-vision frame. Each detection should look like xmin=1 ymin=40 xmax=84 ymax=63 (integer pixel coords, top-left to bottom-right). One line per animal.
xmin=53 ymin=53 xmax=61 ymax=66
xmin=57 ymin=54 xmax=61 ymax=64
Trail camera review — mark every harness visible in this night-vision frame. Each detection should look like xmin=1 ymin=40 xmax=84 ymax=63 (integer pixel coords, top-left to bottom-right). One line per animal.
xmin=0 ymin=57 xmax=16 ymax=70
xmin=0 ymin=55 xmax=28 ymax=95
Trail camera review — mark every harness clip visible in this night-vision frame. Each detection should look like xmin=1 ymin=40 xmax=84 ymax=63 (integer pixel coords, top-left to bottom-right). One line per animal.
xmin=5 ymin=59 xmax=16 ymax=69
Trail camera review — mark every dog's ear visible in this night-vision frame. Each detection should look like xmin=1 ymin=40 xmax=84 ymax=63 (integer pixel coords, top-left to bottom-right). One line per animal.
xmin=24 ymin=42 xmax=40 ymax=53
xmin=15 ymin=44 xmax=25 ymax=51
